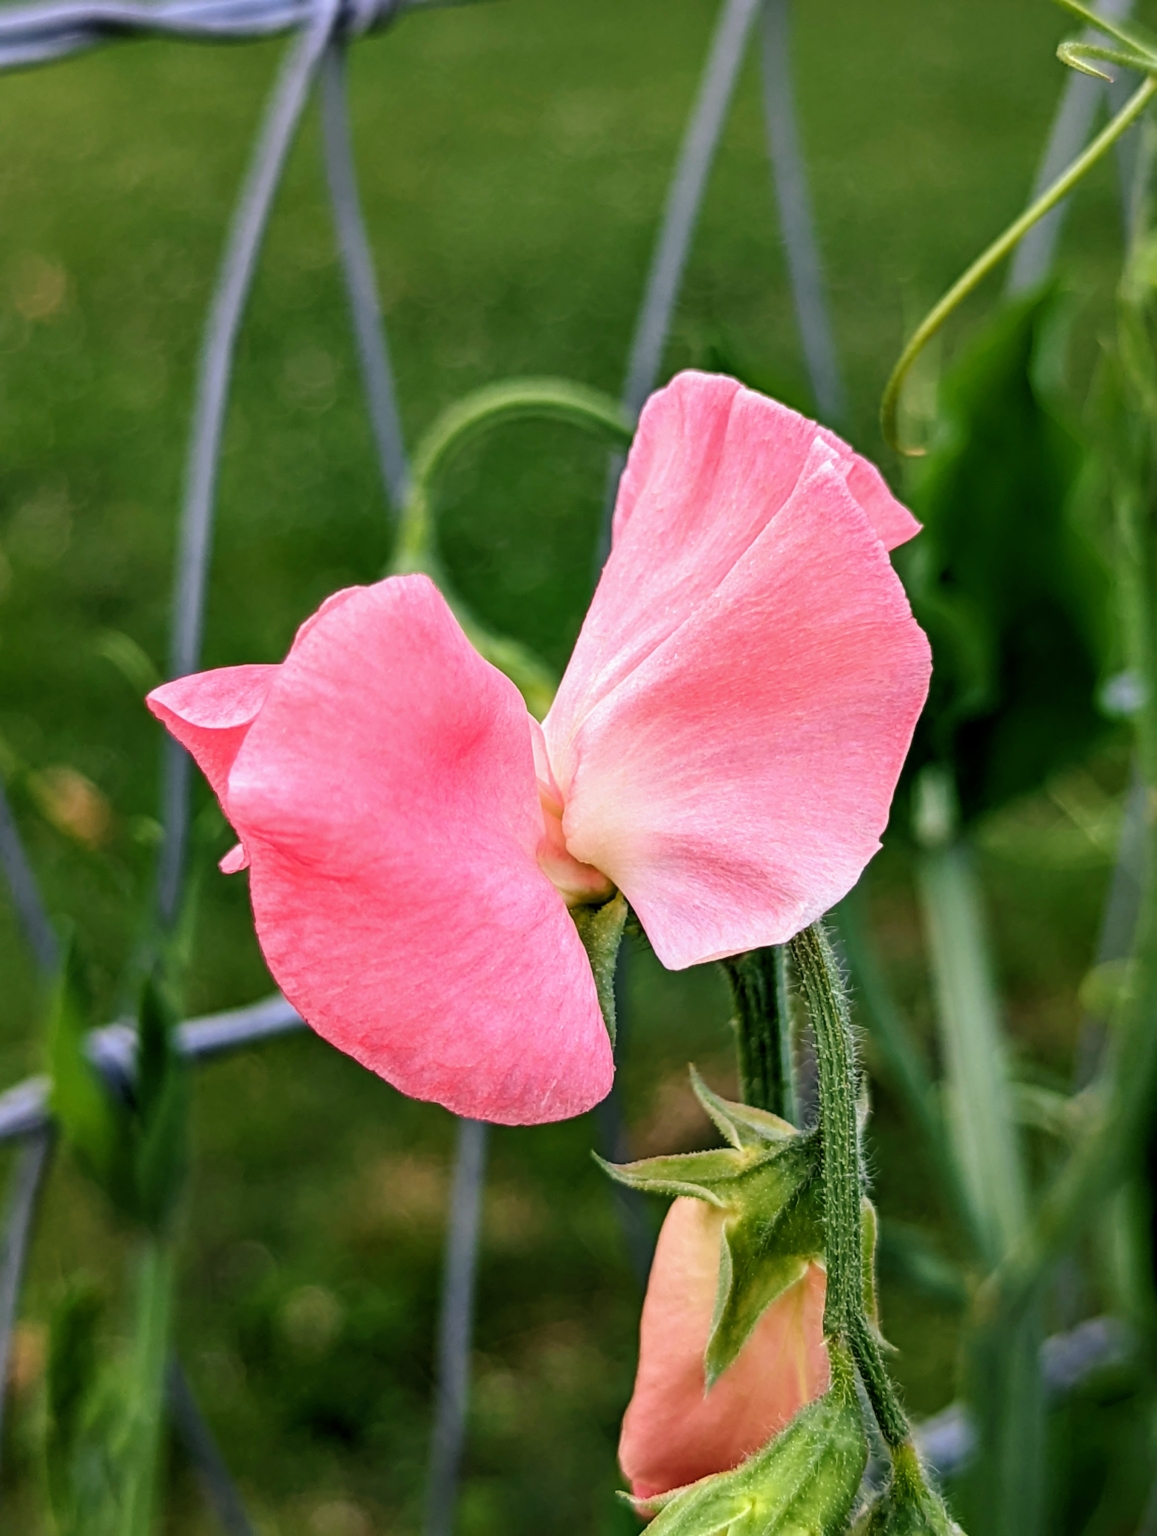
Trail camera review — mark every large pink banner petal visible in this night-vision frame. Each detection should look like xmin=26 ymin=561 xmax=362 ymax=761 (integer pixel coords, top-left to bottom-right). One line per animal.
xmin=548 ymin=371 xmax=919 ymax=766
xmin=221 ymin=577 xmax=612 ymax=1125
xmin=555 ymin=450 xmax=931 ymax=968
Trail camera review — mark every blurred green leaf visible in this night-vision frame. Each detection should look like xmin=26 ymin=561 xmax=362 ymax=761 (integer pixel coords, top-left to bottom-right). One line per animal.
xmin=901 ymin=290 xmax=1110 ymax=822
xmin=45 ymin=1281 xmax=123 ymax=1536
xmin=48 ymin=950 xmax=187 ymax=1232
xmin=44 ymin=1243 xmax=177 ymax=1536
xmin=47 ymin=938 xmax=131 ymax=1207
xmin=133 ymin=974 xmax=188 ymax=1232
xmin=876 ymin=1221 xmax=968 ymax=1307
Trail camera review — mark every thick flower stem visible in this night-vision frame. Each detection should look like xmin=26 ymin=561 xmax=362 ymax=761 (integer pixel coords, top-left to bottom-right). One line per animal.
xmin=789 ymin=922 xmax=909 ymax=1449
xmin=720 ymin=946 xmax=796 ymax=1122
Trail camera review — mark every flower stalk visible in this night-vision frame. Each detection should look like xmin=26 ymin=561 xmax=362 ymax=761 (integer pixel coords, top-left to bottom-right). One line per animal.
xmin=788 ymin=923 xmax=909 ymax=1450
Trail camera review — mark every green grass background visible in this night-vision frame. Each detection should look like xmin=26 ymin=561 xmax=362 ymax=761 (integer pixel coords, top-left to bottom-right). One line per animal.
xmin=0 ymin=0 xmax=1148 ymax=1529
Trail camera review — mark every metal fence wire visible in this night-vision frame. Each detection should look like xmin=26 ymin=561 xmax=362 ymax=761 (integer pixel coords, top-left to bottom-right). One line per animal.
xmin=0 ymin=0 xmax=1140 ymax=1529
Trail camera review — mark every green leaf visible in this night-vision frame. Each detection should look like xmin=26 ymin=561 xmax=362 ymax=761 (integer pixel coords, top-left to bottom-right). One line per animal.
xmin=45 ymin=1280 xmax=103 ymax=1517
xmin=45 ymin=1281 xmax=124 ymax=1536
xmin=639 ymin=1364 xmax=867 ymax=1536
xmin=901 ymin=290 xmax=1110 ymax=822
xmin=571 ymin=892 xmax=628 ymax=1045
xmin=133 ymin=974 xmax=188 ymax=1232
xmin=47 ymin=939 xmax=130 ymax=1205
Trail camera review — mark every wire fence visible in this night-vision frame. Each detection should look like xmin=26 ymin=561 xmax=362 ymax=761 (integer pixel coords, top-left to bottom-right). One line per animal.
xmin=0 ymin=0 xmax=1142 ymax=1529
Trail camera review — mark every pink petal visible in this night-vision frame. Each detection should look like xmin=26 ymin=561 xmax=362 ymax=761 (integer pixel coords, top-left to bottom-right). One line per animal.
xmin=619 ymin=1197 xmax=829 ymax=1500
xmin=147 ymin=665 xmax=278 ymax=801
xmin=550 ymin=447 xmax=931 ymax=968
xmin=548 ymin=371 xmax=918 ymax=745
xmin=223 ymin=575 xmax=613 ymax=1126
xmin=816 ymin=426 xmax=919 ymax=552
xmin=219 ymin=843 xmax=248 ymax=874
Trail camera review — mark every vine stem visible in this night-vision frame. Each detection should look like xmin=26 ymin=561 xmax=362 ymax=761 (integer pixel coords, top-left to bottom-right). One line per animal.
xmin=880 ymin=73 xmax=1157 ymax=453
xmin=789 ymin=923 xmax=909 ymax=1449
xmin=393 ymin=377 xmax=632 ymax=575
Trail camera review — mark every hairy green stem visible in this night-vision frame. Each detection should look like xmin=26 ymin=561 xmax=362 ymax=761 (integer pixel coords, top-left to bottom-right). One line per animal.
xmin=789 ymin=923 xmax=909 ymax=1448
xmin=720 ymin=946 xmax=796 ymax=1122
xmin=881 ymin=75 xmax=1157 ymax=452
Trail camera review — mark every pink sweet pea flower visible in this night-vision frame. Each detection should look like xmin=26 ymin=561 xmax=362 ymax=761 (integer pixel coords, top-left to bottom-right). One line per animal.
xmin=147 ymin=371 xmax=930 ymax=1125
xmin=619 ymin=1196 xmax=829 ymax=1502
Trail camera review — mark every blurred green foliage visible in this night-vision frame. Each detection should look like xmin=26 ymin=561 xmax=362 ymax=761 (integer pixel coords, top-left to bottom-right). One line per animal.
xmin=0 ymin=0 xmax=1152 ymax=1530
xmin=901 ymin=292 xmax=1111 ymax=823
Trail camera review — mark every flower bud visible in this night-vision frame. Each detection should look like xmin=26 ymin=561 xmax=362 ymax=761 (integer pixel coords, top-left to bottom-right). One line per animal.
xmin=633 ymin=1358 xmax=868 ymax=1535
xmin=619 ymin=1196 xmax=829 ymax=1500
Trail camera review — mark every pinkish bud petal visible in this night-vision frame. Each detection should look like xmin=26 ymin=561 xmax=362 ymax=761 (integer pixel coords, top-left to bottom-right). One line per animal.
xmin=619 ymin=1196 xmax=829 ymax=1501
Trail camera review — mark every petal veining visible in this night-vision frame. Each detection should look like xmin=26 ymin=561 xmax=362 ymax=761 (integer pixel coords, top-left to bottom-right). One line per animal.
xmin=546 ymin=370 xmax=919 ymax=764
xmin=553 ymin=453 xmax=931 ymax=968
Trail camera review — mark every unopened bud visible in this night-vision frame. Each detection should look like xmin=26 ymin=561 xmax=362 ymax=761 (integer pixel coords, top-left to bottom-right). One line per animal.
xmin=637 ymin=1356 xmax=867 ymax=1535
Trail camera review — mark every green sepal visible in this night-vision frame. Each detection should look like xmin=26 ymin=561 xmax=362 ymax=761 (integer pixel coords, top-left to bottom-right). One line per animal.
xmin=692 ymin=1066 xmax=798 ymax=1150
xmin=851 ymin=1443 xmax=965 ymax=1535
xmin=571 ymin=892 xmax=628 ymax=1045
xmin=599 ymin=1069 xmax=823 ymax=1382
xmin=706 ymin=1174 xmax=824 ymax=1386
xmin=635 ymin=1356 xmax=868 ymax=1535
